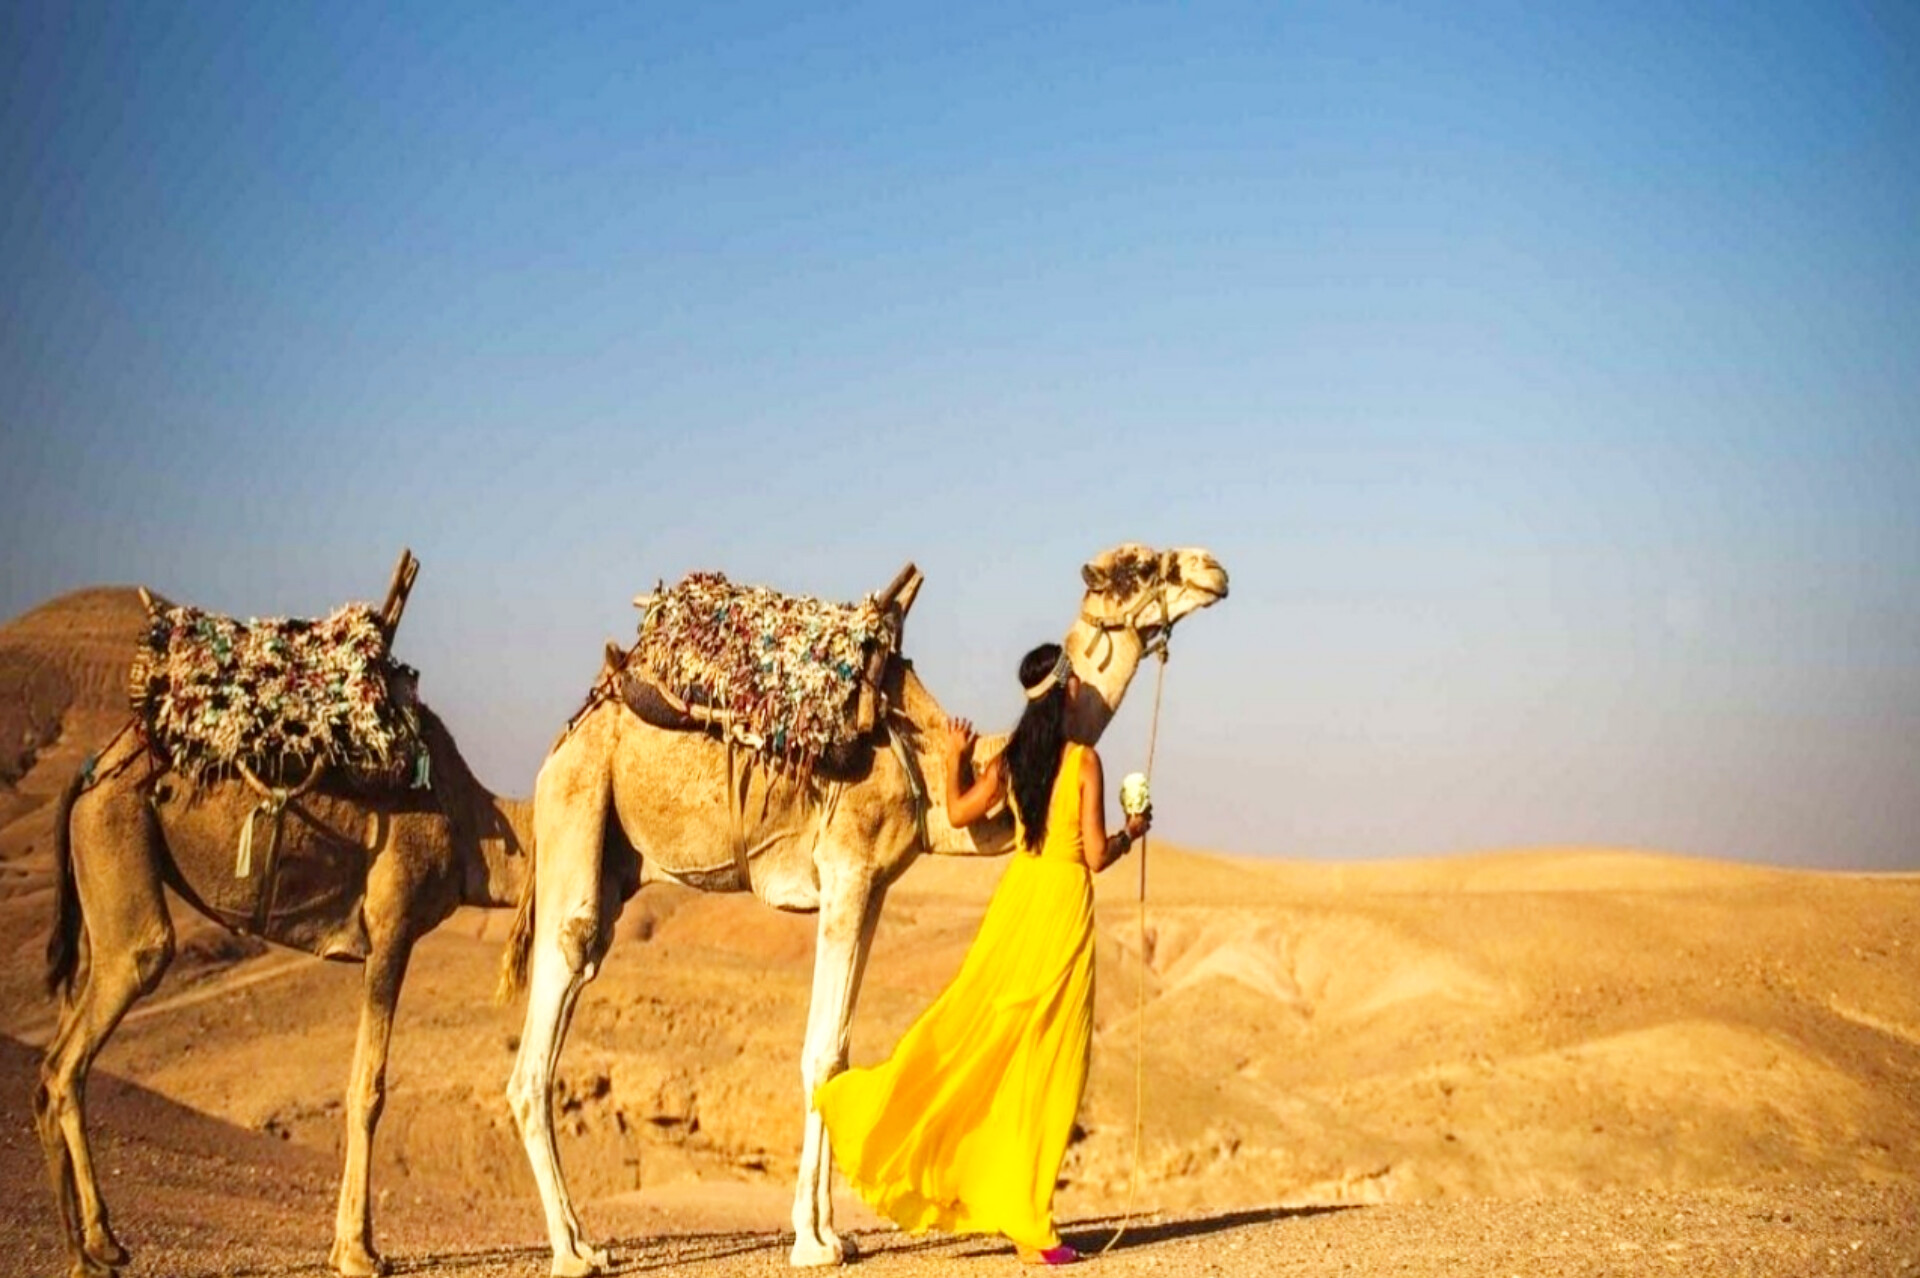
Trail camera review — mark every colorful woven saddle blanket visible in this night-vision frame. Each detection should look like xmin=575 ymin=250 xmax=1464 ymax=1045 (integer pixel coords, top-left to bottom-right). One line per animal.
xmin=619 ymin=572 xmax=899 ymax=773
xmin=130 ymin=601 xmax=426 ymax=789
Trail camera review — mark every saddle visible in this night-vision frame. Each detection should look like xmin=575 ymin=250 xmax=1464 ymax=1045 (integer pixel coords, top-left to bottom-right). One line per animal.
xmin=127 ymin=551 xmax=427 ymax=792
xmin=609 ymin=563 xmax=924 ymax=779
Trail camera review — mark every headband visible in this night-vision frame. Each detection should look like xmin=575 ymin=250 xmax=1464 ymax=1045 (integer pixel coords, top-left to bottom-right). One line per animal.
xmin=1023 ymin=649 xmax=1074 ymax=701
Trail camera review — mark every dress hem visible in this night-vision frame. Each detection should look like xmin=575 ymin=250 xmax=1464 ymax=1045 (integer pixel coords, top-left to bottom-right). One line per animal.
xmin=835 ymin=1166 xmax=1061 ymax=1252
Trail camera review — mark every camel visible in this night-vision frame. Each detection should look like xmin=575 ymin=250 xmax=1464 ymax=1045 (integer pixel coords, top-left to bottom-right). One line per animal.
xmin=36 ymin=580 xmax=533 ymax=1278
xmin=499 ymin=542 xmax=1228 ymax=1275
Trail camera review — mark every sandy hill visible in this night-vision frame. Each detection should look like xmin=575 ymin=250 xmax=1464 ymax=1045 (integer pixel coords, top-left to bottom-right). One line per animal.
xmin=2 ymin=585 xmax=1917 ymax=1275
xmin=0 ymin=585 xmax=237 ymax=1026
xmin=0 ymin=585 xmax=145 ymax=790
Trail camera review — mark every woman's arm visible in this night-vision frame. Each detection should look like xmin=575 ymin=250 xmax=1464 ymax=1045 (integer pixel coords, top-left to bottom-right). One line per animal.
xmin=1082 ymin=746 xmax=1151 ymax=873
xmin=944 ymin=717 xmax=1004 ymax=829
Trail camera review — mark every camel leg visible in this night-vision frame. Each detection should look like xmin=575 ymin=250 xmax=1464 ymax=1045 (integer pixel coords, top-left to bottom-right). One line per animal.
xmin=328 ymin=935 xmax=413 ymax=1277
xmin=790 ymin=859 xmax=884 ymax=1267
xmin=36 ymin=786 xmax=173 ymax=1278
xmin=508 ymin=754 xmax=615 ymax=1278
xmin=508 ymin=914 xmax=605 ymax=1276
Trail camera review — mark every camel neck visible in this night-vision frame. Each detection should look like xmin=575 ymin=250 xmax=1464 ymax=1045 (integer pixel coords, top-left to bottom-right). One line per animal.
xmin=1062 ymin=617 xmax=1143 ymax=744
xmin=896 ymin=664 xmax=1016 ymax=857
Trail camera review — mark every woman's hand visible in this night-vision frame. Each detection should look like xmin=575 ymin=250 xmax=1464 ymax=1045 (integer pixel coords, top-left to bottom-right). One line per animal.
xmin=944 ymin=716 xmax=977 ymax=764
xmin=944 ymin=717 xmax=1001 ymax=829
xmin=1124 ymin=806 xmax=1152 ymax=843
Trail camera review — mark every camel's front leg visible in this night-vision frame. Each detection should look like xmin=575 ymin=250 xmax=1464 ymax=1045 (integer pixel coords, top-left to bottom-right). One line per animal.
xmin=329 ymin=937 xmax=412 ymax=1277
xmin=791 ymin=862 xmax=884 ymax=1267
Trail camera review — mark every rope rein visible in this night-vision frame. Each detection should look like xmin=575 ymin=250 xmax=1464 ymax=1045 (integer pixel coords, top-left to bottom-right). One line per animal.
xmin=1100 ymin=618 xmax=1171 ymax=1255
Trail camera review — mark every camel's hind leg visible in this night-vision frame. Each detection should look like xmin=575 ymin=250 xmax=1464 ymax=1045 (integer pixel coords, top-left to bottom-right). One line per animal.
xmin=328 ymin=929 xmax=414 ymax=1277
xmin=791 ymin=856 xmax=885 ymax=1267
xmin=507 ymin=744 xmax=617 ymax=1278
xmin=36 ymin=781 xmax=174 ymax=1278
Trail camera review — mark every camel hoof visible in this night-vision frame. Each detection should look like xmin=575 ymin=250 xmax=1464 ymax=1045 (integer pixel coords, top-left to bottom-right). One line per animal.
xmin=84 ymin=1232 xmax=130 ymax=1268
xmin=68 ymin=1256 xmax=116 ymax=1278
xmin=328 ymin=1237 xmax=390 ymax=1277
xmin=789 ymin=1234 xmax=848 ymax=1267
xmin=550 ymin=1243 xmax=611 ymax=1277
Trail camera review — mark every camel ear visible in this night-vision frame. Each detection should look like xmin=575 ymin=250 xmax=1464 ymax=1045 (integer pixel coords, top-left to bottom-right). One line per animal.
xmin=1081 ymin=562 xmax=1108 ymax=592
xmin=602 ymin=642 xmax=625 ymax=676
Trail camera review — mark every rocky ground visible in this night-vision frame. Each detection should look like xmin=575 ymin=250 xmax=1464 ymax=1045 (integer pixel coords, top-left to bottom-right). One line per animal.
xmin=1 ymin=1054 xmax=1914 ymax=1278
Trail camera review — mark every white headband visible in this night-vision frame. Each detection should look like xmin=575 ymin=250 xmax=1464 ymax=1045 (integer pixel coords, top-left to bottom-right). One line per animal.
xmin=1024 ymin=650 xmax=1074 ymax=701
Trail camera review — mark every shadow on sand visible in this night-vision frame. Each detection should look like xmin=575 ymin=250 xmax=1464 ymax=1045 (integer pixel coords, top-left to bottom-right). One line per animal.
xmin=383 ymin=1232 xmax=784 ymax=1275
xmin=1068 ymin=1204 xmax=1358 ymax=1251
xmin=841 ymin=1202 xmax=1361 ymax=1262
xmin=247 ymin=1204 xmax=1360 ymax=1276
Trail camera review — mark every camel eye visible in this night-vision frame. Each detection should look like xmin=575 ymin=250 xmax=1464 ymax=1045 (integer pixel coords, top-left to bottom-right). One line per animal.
xmin=1164 ymin=559 xmax=1183 ymax=585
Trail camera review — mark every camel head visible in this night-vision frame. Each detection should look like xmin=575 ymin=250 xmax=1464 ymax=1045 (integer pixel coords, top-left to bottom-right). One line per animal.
xmin=1066 ymin=543 xmax=1228 ymax=740
xmin=1077 ymin=542 xmax=1229 ymax=640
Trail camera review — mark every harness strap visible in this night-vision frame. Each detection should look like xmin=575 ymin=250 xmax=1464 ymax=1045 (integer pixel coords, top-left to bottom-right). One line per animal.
xmin=235 ymin=788 xmax=287 ymax=879
xmin=809 ymin=779 xmax=846 ymax=864
xmin=77 ymin=719 xmax=146 ymax=794
xmin=886 ymin=717 xmax=930 ymax=851
xmin=230 ymin=757 xmax=326 ymax=932
xmin=725 ymin=734 xmax=753 ymax=891
xmin=729 ymin=739 xmax=864 ymax=891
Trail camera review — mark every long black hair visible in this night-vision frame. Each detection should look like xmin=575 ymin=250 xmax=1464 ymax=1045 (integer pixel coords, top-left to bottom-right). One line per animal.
xmin=1006 ymin=642 xmax=1071 ymax=850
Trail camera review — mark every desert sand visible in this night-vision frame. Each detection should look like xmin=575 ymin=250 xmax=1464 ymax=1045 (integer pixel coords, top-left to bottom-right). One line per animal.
xmin=1 ymin=587 xmax=1915 ymax=1275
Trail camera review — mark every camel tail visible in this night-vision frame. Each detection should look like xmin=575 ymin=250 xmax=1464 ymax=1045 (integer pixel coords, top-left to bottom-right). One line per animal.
xmin=496 ymin=850 xmax=535 ymax=1004
xmin=45 ymin=768 xmax=87 ymax=1001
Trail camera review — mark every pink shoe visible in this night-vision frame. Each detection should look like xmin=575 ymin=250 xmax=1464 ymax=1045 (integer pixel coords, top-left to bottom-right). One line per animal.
xmin=1016 ymin=1244 xmax=1081 ymax=1266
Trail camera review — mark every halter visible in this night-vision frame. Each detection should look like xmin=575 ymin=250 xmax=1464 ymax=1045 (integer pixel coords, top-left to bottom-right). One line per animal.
xmin=1077 ymin=581 xmax=1176 ymax=672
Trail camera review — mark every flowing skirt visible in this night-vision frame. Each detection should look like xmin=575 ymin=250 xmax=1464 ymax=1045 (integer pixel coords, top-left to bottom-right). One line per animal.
xmin=814 ymin=853 xmax=1095 ymax=1250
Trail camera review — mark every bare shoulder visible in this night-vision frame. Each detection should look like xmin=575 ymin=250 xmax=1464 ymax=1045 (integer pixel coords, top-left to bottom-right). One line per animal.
xmin=1079 ymin=743 xmax=1104 ymax=784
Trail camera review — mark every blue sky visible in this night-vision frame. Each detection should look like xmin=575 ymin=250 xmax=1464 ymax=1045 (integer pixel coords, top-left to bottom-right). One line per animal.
xmin=4 ymin=1 xmax=1916 ymax=867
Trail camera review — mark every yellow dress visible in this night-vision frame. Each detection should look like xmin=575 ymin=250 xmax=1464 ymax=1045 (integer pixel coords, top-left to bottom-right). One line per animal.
xmin=813 ymin=743 xmax=1095 ymax=1251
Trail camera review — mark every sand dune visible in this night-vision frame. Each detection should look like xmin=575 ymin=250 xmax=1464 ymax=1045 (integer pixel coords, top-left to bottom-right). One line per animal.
xmin=2 ymin=586 xmax=1916 ymax=1274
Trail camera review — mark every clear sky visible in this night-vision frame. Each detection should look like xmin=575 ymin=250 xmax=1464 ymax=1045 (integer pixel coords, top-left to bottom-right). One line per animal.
xmin=3 ymin=2 xmax=1916 ymax=868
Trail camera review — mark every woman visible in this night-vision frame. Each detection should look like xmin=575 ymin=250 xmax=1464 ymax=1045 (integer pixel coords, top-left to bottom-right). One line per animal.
xmin=812 ymin=642 xmax=1152 ymax=1265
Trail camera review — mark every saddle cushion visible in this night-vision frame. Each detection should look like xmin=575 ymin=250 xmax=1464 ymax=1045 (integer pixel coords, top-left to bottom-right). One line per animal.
xmin=626 ymin=572 xmax=896 ymax=772
xmin=130 ymin=602 xmax=425 ymax=788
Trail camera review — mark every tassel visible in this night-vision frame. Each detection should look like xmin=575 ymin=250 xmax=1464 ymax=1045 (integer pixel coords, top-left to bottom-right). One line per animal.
xmin=412 ymin=747 xmax=431 ymax=791
xmin=236 ymin=808 xmax=255 ymax=878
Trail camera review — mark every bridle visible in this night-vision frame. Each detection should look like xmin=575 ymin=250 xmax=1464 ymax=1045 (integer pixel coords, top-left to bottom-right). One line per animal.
xmin=1076 ymin=552 xmax=1210 ymax=672
xmin=1078 ymin=587 xmax=1172 ymax=671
